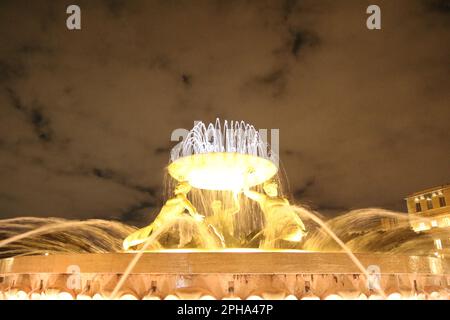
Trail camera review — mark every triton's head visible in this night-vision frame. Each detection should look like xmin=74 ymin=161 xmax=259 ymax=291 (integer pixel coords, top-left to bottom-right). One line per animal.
xmin=174 ymin=181 xmax=192 ymax=195
xmin=263 ymin=181 xmax=278 ymax=197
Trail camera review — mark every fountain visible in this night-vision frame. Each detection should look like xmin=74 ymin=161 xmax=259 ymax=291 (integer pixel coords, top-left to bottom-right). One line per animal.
xmin=0 ymin=119 xmax=449 ymax=300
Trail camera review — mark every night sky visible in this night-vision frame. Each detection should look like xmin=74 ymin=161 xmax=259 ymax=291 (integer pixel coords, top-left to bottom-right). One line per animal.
xmin=0 ymin=0 xmax=449 ymax=225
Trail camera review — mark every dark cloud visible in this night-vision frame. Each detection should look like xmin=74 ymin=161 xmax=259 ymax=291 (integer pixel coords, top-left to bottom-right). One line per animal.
xmin=5 ymin=87 xmax=25 ymax=111
xmin=104 ymin=0 xmax=127 ymax=16
xmin=245 ymin=68 xmax=288 ymax=98
xmin=257 ymin=69 xmax=285 ymax=86
xmin=30 ymin=106 xmax=53 ymax=142
xmin=5 ymin=88 xmax=53 ymax=142
xmin=425 ymin=0 xmax=450 ymax=13
xmin=290 ymin=30 xmax=319 ymax=57
xmin=92 ymin=167 xmax=114 ymax=179
xmin=282 ymin=0 xmax=300 ymax=20
xmin=120 ymin=200 xmax=158 ymax=227
xmin=0 ymin=61 xmax=26 ymax=83
xmin=91 ymin=167 xmax=158 ymax=197
xmin=17 ymin=44 xmax=52 ymax=55
xmin=154 ymin=146 xmax=171 ymax=155
xmin=181 ymin=73 xmax=193 ymax=87
xmin=294 ymin=177 xmax=316 ymax=198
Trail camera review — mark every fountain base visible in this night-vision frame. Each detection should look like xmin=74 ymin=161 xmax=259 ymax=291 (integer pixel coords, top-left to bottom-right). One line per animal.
xmin=0 ymin=251 xmax=449 ymax=299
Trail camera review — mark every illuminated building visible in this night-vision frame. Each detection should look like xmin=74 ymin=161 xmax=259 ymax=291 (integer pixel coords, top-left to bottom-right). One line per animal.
xmin=405 ymin=184 xmax=450 ymax=251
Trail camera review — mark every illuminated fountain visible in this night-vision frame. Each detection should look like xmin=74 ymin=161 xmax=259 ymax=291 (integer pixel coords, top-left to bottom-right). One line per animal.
xmin=0 ymin=119 xmax=449 ymax=300
xmin=123 ymin=119 xmax=305 ymax=251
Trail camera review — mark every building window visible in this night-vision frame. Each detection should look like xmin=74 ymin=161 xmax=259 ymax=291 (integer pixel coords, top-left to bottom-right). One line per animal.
xmin=427 ymin=198 xmax=433 ymax=210
xmin=439 ymin=197 xmax=446 ymax=207
xmin=434 ymin=239 xmax=443 ymax=250
xmin=415 ymin=202 xmax=422 ymax=212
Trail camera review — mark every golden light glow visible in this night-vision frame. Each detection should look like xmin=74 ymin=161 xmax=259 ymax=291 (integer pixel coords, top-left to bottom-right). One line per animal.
xmin=434 ymin=239 xmax=443 ymax=250
xmin=414 ymin=222 xmax=430 ymax=232
xmin=282 ymin=229 xmax=305 ymax=242
xmin=168 ymin=153 xmax=277 ymax=191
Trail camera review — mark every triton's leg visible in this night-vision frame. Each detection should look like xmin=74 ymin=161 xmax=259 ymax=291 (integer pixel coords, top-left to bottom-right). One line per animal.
xmin=123 ymin=224 xmax=154 ymax=250
xmin=208 ymin=224 xmax=225 ymax=248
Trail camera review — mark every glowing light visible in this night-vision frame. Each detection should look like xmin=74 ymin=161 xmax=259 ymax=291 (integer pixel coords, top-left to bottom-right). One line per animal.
xmin=58 ymin=292 xmax=74 ymax=300
xmin=5 ymin=290 xmax=28 ymax=300
xmin=428 ymin=292 xmax=442 ymax=300
xmin=415 ymin=222 xmax=429 ymax=232
xmin=261 ymin=291 xmax=288 ymax=300
xmin=168 ymin=153 xmax=277 ymax=191
xmin=301 ymin=295 xmax=320 ymax=300
xmin=168 ymin=119 xmax=277 ymax=190
xmin=142 ymin=295 xmax=161 ymax=300
xmin=416 ymin=293 xmax=427 ymax=300
xmin=30 ymin=292 xmax=42 ymax=300
xmin=282 ymin=229 xmax=305 ymax=242
xmin=387 ymin=292 xmax=402 ymax=300
xmin=324 ymin=294 xmax=342 ymax=300
xmin=222 ymin=296 xmax=242 ymax=300
xmin=434 ymin=239 xmax=443 ymax=250
xmin=41 ymin=289 xmax=61 ymax=300
xmin=246 ymin=295 xmax=263 ymax=300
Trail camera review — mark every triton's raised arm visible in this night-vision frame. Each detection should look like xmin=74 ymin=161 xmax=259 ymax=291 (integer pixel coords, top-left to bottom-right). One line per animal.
xmin=226 ymin=192 xmax=241 ymax=215
xmin=180 ymin=194 xmax=197 ymax=217
xmin=243 ymin=187 xmax=266 ymax=203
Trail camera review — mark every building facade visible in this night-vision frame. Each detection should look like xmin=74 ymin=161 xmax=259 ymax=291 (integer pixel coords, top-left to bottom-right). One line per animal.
xmin=405 ymin=184 xmax=450 ymax=252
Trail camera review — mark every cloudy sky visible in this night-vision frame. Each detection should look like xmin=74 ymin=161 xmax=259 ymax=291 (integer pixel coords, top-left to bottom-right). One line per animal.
xmin=0 ymin=0 xmax=449 ymax=225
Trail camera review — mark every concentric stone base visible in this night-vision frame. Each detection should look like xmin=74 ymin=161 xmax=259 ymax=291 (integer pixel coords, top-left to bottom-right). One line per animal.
xmin=0 ymin=251 xmax=449 ymax=299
